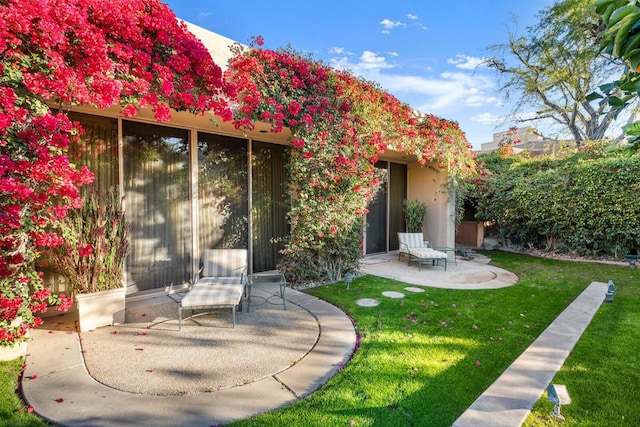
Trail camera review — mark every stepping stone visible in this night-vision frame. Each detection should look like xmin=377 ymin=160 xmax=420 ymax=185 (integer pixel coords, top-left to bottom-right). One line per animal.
xmin=356 ymin=298 xmax=380 ymax=307
xmin=404 ymin=287 xmax=425 ymax=293
xmin=382 ymin=291 xmax=405 ymax=299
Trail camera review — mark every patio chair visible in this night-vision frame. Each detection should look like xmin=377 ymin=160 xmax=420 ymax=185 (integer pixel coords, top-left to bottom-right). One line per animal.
xmin=397 ymin=232 xmax=447 ymax=271
xmin=193 ymin=248 xmax=247 ymax=287
xmin=178 ymin=249 xmax=247 ymax=329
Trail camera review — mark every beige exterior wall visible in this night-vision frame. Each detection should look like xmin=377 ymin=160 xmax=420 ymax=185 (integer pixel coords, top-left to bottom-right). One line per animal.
xmin=406 ymin=162 xmax=455 ymax=249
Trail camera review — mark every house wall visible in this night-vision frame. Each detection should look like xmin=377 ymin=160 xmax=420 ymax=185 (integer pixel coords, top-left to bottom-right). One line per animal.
xmin=406 ymin=162 xmax=454 ymax=250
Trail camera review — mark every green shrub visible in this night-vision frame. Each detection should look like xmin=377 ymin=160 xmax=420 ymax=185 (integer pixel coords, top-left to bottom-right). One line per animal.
xmin=404 ymin=199 xmax=427 ymax=233
xmin=470 ymin=149 xmax=640 ymax=257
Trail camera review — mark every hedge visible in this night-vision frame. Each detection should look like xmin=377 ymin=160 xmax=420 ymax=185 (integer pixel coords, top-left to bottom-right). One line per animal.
xmin=471 ymin=149 xmax=640 ymax=258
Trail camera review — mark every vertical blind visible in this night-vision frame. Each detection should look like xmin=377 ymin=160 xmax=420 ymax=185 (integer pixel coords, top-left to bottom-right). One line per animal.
xmin=122 ymin=121 xmax=191 ymax=291
xmin=366 ymin=162 xmax=389 ymax=254
xmin=66 ymin=112 xmax=118 ymax=194
xmin=196 ymin=132 xmax=248 ymax=254
xmin=389 ymin=162 xmax=407 ymax=250
xmin=251 ymin=141 xmax=287 ymax=272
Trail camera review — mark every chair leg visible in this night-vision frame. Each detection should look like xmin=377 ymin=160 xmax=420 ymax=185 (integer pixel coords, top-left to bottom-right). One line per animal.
xmin=232 ymin=305 xmax=236 ymax=328
xmin=178 ymin=307 xmax=182 ymax=331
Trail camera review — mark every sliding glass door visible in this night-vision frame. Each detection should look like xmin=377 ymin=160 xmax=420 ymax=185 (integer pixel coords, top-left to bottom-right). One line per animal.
xmin=123 ymin=121 xmax=191 ymax=291
xmin=197 ymin=132 xmax=249 ymax=252
xmin=365 ymin=161 xmax=407 ymax=254
xmin=251 ymin=141 xmax=287 ymax=272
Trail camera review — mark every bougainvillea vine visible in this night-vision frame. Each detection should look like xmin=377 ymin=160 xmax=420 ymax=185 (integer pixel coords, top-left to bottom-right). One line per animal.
xmin=226 ymin=40 xmax=476 ymax=283
xmin=0 ymin=0 xmax=233 ymax=346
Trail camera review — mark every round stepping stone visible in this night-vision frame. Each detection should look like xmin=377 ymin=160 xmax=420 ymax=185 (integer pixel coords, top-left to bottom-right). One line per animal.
xmin=382 ymin=291 xmax=405 ymax=299
xmin=404 ymin=287 xmax=425 ymax=293
xmin=356 ymin=298 xmax=380 ymax=307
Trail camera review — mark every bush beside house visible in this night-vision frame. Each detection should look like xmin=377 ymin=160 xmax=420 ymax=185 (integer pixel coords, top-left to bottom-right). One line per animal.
xmin=469 ymin=146 xmax=640 ymax=257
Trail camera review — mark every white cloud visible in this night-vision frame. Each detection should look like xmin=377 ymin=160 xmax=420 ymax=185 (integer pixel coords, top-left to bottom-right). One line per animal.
xmin=407 ymin=13 xmax=418 ymax=20
xmin=360 ymin=51 xmax=394 ymax=70
xmin=447 ymin=54 xmax=488 ymax=70
xmin=327 ymin=50 xmax=500 ymax=114
xmin=328 ymin=46 xmax=346 ymax=55
xmin=386 ymin=51 xmax=399 ymax=57
xmin=380 ymin=18 xmax=406 ymax=34
xmin=197 ymin=11 xmax=210 ymax=22
xmin=471 ymin=112 xmax=502 ymax=125
xmin=330 ymin=51 xmax=394 ymax=73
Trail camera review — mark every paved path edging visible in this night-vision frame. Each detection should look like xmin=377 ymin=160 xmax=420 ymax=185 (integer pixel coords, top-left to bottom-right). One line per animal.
xmin=453 ymin=281 xmax=608 ymax=427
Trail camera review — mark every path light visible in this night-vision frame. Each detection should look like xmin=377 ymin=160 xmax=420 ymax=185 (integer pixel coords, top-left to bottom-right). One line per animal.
xmin=547 ymin=383 xmax=571 ymax=420
xmin=344 ymin=272 xmax=354 ymax=290
xmin=605 ymin=280 xmax=615 ymax=303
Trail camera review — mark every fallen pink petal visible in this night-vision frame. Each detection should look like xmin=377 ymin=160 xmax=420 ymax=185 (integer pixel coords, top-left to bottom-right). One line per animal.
xmin=55 ymin=398 xmax=64 ymax=403
xmin=30 ymin=374 xmax=37 ymax=380
xmin=475 ymin=360 xmax=482 ymax=366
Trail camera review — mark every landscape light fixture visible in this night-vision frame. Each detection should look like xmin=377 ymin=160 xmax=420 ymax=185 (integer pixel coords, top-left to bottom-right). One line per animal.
xmin=605 ymin=280 xmax=615 ymax=303
xmin=344 ymin=272 xmax=354 ymax=290
xmin=547 ymin=383 xmax=571 ymax=420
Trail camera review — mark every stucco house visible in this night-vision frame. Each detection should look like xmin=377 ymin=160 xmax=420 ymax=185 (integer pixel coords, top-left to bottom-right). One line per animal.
xmin=49 ymin=22 xmax=457 ymax=295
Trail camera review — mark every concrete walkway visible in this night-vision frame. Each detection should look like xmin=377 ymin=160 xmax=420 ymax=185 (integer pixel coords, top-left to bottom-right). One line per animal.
xmin=453 ymin=281 xmax=608 ymax=426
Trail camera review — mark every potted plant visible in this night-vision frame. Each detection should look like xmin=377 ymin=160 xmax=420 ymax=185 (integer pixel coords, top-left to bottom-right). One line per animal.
xmin=404 ymin=199 xmax=427 ymax=233
xmin=51 ymin=185 xmax=130 ymax=331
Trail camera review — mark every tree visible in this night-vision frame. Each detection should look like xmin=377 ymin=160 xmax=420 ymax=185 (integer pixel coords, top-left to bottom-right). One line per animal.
xmin=486 ymin=0 xmax=625 ymax=146
xmin=595 ymin=0 xmax=640 ymax=152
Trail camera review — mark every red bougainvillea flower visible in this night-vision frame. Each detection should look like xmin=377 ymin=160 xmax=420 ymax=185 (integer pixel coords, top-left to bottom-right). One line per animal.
xmin=0 ymin=0 xmax=234 ymax=347
xmin=226 ymin=43 xmax=476 ymax=284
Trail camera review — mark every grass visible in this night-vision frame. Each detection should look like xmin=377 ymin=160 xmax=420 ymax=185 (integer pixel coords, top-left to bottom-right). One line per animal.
xmin=231 ymin=251 xmax=639 ymax=426
xmin=0 ymin=358 xmax=48 ymax=426
xmin=1 ymin=251 xmax=638 ymax=426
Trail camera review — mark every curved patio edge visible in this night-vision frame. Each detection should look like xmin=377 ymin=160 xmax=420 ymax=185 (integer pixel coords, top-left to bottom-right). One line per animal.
xmin=21 ymin=289 xmax=357 ymax=427
xmin=359 ymin=253 xmax=519 ymax=290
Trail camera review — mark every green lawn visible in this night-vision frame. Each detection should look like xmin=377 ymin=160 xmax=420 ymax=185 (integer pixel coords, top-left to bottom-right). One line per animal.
xmin=0 ymin=358 xmax=48 ymax=426
xmin=233 ymin=251 xmax=640 ymax=426
xmin=2 ymin=251 xmax=638 ymax=426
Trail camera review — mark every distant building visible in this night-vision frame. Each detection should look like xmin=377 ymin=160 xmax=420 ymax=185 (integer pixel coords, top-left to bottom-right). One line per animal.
xmin=476 ymin=126 xmax=572 ymax=157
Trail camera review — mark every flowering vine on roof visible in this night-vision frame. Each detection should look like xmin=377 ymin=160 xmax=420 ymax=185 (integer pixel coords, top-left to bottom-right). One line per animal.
xmin=226 ymin=39 xmax=476 ymax=283
xmin=0 ymin=0 xmax=233 ymax=346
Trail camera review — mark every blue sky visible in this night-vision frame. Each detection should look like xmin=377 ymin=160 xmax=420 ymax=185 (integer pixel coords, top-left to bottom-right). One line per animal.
xmin=165 ymin=1 xmax=556 ymax=150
